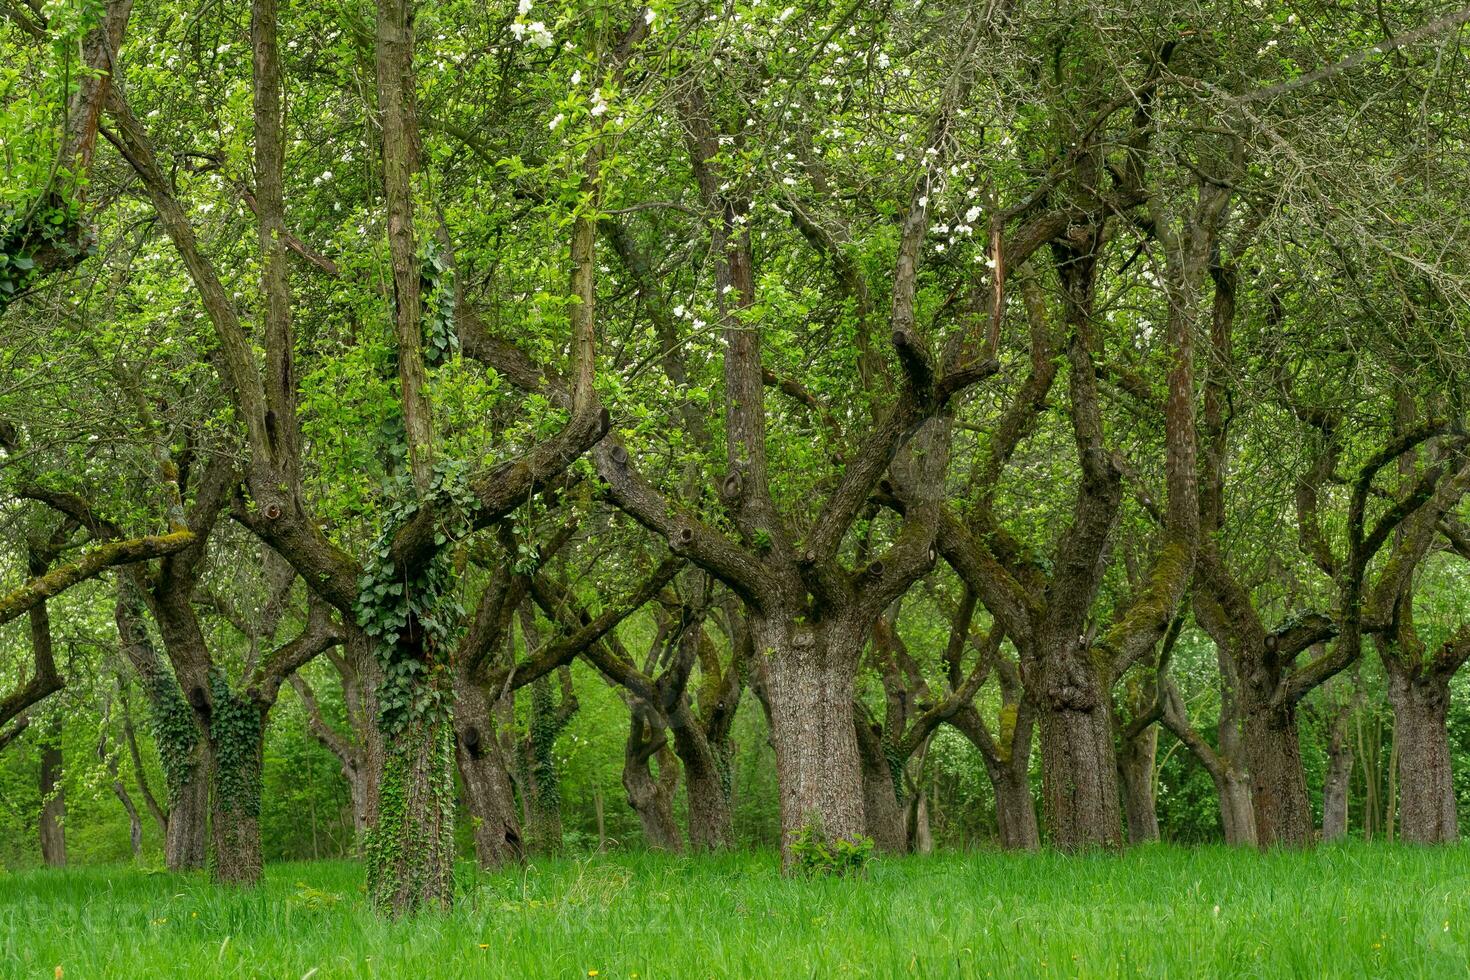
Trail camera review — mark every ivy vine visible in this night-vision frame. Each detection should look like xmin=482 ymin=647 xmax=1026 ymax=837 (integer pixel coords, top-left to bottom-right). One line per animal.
xmin=209 ymin=672 xmax=263 ymax=817
xmin=419 ymin=236 xmax=459 ymax=368
xmin=353 ymin=458 xmax=473 ymax=738
xmin=144 ymin=674 xmax=200 ymax=805
xmin=0 ymin=195 xmax=88 ymax=309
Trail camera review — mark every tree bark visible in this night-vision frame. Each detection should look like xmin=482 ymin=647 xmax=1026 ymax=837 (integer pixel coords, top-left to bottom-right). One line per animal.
xmin=906 ymin=790 xmax=933 ymax=854
xmin=166 ymin=757 xmax=209 ymax=871
xmin=365 ymin=701 xmax=456 ymax=915
xmin=669 ymin=703 xmax=734 ymax=850
xmin=39 ymin=723 xmax=66 ymax=867
xmin=1118 ymin=724 xmax=1159 ymax=844
xmin=756 ymin=614 xmax=865 ymax=863
xmin=454 ymin=679 xmax=524 ymax=868
xmin=855 ymin=711 xmax=907 ymax=854
xmin=1387 ymin=669 xmax=1458 ymax=844
xmin=1037 ymin=654 xmax=1122 ymax=850
xmin=208 ymin=691 xmax=266 ymax=886
xmin=1321 ymin=697 xmax=1354 ymax=842
xmin=623 ymin=709 xmax=682 ymax=852
xmin=1243 ymin=698 xmax=1313 ymax=847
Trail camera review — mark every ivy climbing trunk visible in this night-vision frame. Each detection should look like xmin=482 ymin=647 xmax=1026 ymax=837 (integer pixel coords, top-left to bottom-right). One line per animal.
xmin=520 ymin=676 xmax=567 ymax=856
xmin=365 ymin=682 xmax=456 ymax=915
xmin=208 ymin=684 xmax=265 ymax=886
xmin=756 ymin=614 xmax=865 ymax=865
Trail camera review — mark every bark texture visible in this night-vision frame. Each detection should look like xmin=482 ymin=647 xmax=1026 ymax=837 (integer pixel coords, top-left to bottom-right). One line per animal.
xmin=1387 ymin=670 xmax=1458 ymax=844
xmin=757 ymin=616 xmax=866 ymax=856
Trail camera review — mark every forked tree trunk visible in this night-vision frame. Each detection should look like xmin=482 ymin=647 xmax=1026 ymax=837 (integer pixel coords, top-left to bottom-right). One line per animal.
xmin=1118 ymin=725 xmax=1159 ymax=844
xmin=856 ymin=714 xmax=906 ymax=854
xmin=39 ymin=727 xmax=66 ymax=867
xmin=1037 ymin=654 xmax=1121 ymax=849
xmin=454 ymin=681 xmax=523 ymax=869
xmin=623 ymin=717 xmax=682 ymax=852
xmin=756 ymin=615 xmax=865 ymax=864
xmin=1387 ymin=670 xmax=1458 ymax=844
xmin=1244 ymin=699 xmax=1313 ymax=847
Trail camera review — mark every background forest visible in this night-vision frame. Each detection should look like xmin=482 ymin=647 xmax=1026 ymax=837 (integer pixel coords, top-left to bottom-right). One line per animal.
xmin=2 ymin=0 xmax=1470 ymax=948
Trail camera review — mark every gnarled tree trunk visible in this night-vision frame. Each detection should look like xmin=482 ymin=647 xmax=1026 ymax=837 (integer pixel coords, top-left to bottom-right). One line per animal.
xmin=623 ymin=708 xmax=682 ymax=852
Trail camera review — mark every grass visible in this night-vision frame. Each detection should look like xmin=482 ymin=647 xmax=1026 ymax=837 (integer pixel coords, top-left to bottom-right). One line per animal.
xmin=3 ymin=844 xmax=1469 ymax=977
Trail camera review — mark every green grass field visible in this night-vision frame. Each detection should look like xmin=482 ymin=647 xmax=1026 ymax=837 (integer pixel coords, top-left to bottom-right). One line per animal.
xmin=3 ymin=845 xmax=1469 ymax=978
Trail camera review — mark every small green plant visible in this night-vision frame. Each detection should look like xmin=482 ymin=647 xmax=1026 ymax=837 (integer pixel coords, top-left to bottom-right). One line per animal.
xmin=288 ymin=882 xmax=344 ymax=911
xmin=788 ymin=820 xmax=874 ymax=877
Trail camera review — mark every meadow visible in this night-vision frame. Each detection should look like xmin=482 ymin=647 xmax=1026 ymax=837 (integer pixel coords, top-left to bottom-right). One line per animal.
xmin=4 ymin=845 xmax=1469 ymax=978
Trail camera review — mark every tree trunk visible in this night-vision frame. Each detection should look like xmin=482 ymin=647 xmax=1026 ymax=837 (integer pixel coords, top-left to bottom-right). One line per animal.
xmin=166 ymin=756 xmax=208 ymax=871
xmin=669 ymin=707 xmax=733 ymax=850
xmin=454 ymin=681 xmax=523 ymax=869
xmin=906 ymin=790 xmax=933 ymax=854
xmin=1387 ymin=670 xmax=1458 ymax=844
xmin=993 ymin=764 xmax=1041 ymax=850
xmin=1118 ymin=725 xmax=1159 ymax=844
xmin=520 ymin=676 xmax=566 ymax=855
xmin=1321 ymin=700 xmax=1354 ymax=842
xmin=622 ymin=716 xmax=682 ymax=852
xmin=208 ymin=689 xmax=265 ymax=886
xmin=1243 ymin=699 xmax=1313 ymax=847
xmin=856 ymin=712 xmax=906 ymax=854
xmin=365 ymin=705 xmax=456 ymax=915
xmin=756 ymin=614 xmax=865 ymax=865
xmin=1217 ymin=766 xmax=1257 ymax=846
xmin=1037 ymin=654 xmax=1121 ymax=849
xmin=39 ymin=725 xmax=66 ymax=867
